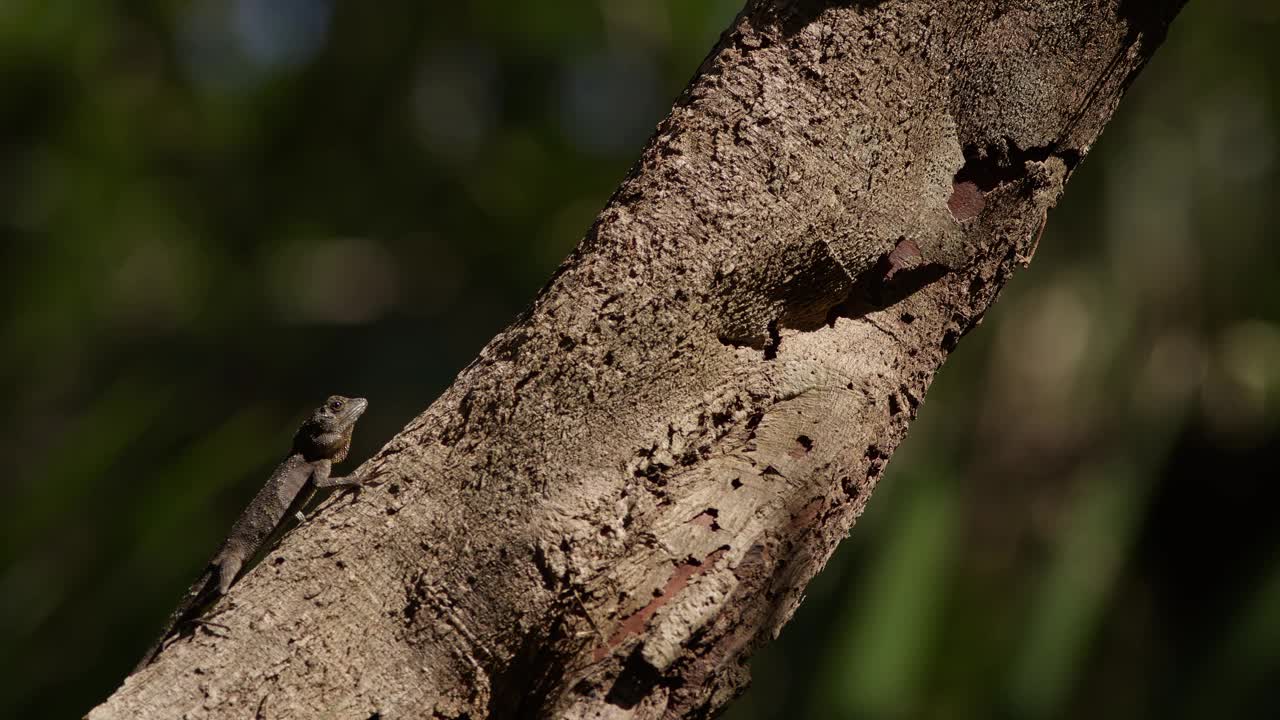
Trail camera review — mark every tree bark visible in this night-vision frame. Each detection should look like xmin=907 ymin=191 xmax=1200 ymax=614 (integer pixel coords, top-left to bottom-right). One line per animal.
xmin=91 ymin=1 xmax=1185 ymax=718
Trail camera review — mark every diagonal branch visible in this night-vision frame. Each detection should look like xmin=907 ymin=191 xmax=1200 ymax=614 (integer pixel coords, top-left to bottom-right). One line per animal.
xmin=91 ymin=1 xmax=1186 ymax=718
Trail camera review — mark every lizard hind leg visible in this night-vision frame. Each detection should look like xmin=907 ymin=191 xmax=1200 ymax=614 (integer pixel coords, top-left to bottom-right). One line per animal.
xmin=214 ymin=553 xmax=244 ymax=596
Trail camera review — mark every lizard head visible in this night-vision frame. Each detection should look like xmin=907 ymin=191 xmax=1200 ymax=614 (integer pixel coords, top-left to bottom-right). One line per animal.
xmin=294 ymin=395 xmax=368 ymax=462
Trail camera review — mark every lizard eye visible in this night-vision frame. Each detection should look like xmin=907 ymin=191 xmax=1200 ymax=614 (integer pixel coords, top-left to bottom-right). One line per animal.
xmin=328 ymin=399 xmax=344 ymax=411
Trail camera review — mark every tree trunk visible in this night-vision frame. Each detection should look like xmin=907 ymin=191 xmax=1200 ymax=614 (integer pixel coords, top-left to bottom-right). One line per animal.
xmin=90 ymin=1 xmax=1185 ymax=718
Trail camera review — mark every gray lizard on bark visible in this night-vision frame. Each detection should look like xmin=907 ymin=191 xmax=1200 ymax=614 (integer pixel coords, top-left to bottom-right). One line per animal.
xmin=132 ymin=395 xmax=369 ymax=672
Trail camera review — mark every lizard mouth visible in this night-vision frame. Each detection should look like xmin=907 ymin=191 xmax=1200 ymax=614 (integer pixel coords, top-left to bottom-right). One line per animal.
xmin=342 ymin=397 xmax=369 ymax=421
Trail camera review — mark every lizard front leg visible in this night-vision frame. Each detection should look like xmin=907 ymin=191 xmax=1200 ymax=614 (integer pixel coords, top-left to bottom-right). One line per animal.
xmin=294 ymin=460 xmax=364 ymax=522
xmin=311 ymin=458 xmax=363 ymax=488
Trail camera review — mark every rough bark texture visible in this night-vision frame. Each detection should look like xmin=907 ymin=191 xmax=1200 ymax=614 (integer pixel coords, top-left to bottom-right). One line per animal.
xmin=91 ymin=1 xmax=1185 ymax=718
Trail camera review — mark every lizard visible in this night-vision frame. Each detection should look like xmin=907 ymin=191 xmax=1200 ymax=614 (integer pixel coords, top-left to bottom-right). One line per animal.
xmin=132 ymin=394 xmax=369 ymax=672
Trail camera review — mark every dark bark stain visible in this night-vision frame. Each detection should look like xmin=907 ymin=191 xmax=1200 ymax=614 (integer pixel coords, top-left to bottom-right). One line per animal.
xmin=885 ymin=238 xmax=923 ymax=279
xmin=947 ymin=180 xmax=984 ymax=221
xmin=788 ymin=498 xmax=824 ymax=531
xmin=789 ymin=435 xmax=814 ymax=459
xmin=688 ymin=508 xmax=721 ymax=531
xmin=596 ymin=548 xmax=729 ymax=660
xmin=954 ymin=138 xmax=1080 ymax=194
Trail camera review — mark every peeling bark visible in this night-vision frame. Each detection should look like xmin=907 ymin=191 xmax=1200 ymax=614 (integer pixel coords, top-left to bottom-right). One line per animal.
xmin=91 ymin=1 xmax=1185 ymax=718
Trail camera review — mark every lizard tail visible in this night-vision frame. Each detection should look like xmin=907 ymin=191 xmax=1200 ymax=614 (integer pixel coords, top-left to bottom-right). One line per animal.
xmin=132 ymin=567 xmax=218 ymax=674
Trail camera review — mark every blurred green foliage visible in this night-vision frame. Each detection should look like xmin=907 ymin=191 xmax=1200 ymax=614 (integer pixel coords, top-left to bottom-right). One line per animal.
xmin=1 ymin=1 xmax=1278 ymax=718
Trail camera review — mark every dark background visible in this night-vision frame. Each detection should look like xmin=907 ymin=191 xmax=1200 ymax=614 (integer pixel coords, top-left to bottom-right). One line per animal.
xmin=2 ymin=2 xmax=1278 ymax=718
